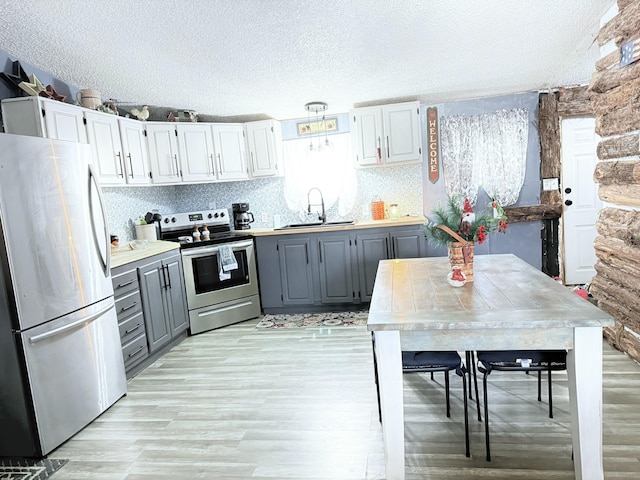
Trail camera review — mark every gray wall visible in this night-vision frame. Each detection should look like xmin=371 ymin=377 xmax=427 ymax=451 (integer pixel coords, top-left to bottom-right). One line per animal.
xmin=421 ymin=92 xmax=542 ymax=269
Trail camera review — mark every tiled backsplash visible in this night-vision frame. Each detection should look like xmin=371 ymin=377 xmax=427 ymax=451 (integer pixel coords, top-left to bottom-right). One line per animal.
xmin=103 ymin=163 xmax=423 ymax=242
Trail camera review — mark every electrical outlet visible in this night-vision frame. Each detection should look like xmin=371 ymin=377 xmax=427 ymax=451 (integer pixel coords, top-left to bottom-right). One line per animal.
xmin=261 ymin=212 xmax=269 ymax=223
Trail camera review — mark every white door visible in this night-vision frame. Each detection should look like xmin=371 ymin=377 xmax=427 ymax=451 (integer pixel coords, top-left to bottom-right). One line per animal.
xmin=246 ymin=120 xmax=278 ymax=177
xmin=212 ymin=124 xmax=248 ymax=181
xmin=176 ymin=124 xmax=217 ymax=182
xmin=85 ymin=110 xmax=125 ymax=185
xmin=561 ymin=117 xmax=602 ymax=285
xmin=119 ymin=117 xmax=150 ymax=185
xmin=383 ymin=102 xmax=421 ymax=164
xmin=351 ymin=106 xmax=383 ymax=166
xmin=43 ymin=99 xmax=88 ymax=143
xmin=146 ymin=123 xmax=181 ymax=184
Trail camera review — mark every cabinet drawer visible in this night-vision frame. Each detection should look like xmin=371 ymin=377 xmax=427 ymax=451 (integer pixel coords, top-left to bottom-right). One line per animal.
xmin=112 ymin=269 xmax=139 ymax=298
xmin=122 ymin=333 xmax=149 ymax=369
xmin=118 ymin=311 xmax=146 ymax=345
xmin=115 ymin=290 xmax=142 ymax=320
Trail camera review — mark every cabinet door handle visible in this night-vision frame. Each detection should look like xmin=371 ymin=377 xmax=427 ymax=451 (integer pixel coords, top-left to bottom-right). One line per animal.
xmin=120 ymin=301 xmax=138 ymax=312
xmin=125 ymin=323 xmax=142 ymax=335
xmin=385 ymin=237 xmax=390 ymax=258
xmin=128 ymin=345 xmax=145 ymax=358
xmin=251 ymin=152 xmax=255 ymax=172
xmin=209 ymin=154 xmax=215 ymax=175
xmin=305 ymin=244 xmax=309 ymax=264
xmin=386 ymin=136 xmax=390 ymax=158
xmin=161 ymin=263 xmax=168 ymax=289
xmin=217 ymin=153 xmax=223 ymax=173
xmin=174 ymin=154 xmax=179 ymax=177
xmin=116 ymin=152 xmax=124 ymax=177
xmin=127 ymin=153 xmax=134 ymax=177
xmin=117 ymin=279 xmax=134 ymax=288
xmin=166 ymin=264 xmax=172 ymax=289
xmin=318 ymin=241 xmax=322 ymax=263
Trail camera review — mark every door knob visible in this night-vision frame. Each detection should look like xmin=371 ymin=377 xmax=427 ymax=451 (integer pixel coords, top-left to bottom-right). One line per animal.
xmin=564 ymin=187 xmax=572 ymax=194
xmin=564 ymin=199 xmax=573 ymax=206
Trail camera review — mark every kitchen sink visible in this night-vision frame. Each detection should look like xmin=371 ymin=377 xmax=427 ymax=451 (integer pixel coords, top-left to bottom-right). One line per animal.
xmin=275 ymin=220 xmax=354 ymax=230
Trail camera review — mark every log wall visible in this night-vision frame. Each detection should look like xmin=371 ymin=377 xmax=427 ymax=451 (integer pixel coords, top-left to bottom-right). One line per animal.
xmin=588 ymin=0 xmax=640 ymax=363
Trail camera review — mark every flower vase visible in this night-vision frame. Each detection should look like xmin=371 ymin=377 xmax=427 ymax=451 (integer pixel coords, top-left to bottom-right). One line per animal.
xmin=448 ymin=242 xmax=474 ymax=282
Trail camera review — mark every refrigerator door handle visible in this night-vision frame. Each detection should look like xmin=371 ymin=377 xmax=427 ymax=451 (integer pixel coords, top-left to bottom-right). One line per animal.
xmin=88 ymin=163 xmax=110 ymax=276
xmin=28 ymin=303 xmax=115 ymax=344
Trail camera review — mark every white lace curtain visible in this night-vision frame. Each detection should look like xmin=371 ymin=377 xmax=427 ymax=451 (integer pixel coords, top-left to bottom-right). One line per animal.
xmin=440 ymin=108 xmax=528 ymax=206
xmin=282 ymin=134 xmax=357 ymax=220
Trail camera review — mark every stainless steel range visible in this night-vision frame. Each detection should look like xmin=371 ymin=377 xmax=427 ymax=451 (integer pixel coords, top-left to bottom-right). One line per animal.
xmin=159 ymin=209 xmax=261 ymax=334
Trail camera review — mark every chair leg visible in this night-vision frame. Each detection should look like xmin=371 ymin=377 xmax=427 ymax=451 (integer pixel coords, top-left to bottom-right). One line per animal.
xmin=445 ymin=371 xmax=451 ymax=418
xmin=548 ymin=369 xmax=554 ymax=418
xmin=465 ymin=351 xmax=473 ymax=400
xmin=461 ymin=372 xmax=470 ymax=458
xmin=537 ymin=370 xmax=542 ymax=402
xmin=468 ymin=351 xmax=481 ymax=421
xmin=483 ymin=373 xmax=491 ymax=461
xmin=371 ymin=335 xmax=382 ymax=423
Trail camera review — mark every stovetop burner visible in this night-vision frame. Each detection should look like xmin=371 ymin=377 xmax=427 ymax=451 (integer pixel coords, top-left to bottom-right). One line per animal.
xmin=159 ymin=208 xmax=253 ymax=248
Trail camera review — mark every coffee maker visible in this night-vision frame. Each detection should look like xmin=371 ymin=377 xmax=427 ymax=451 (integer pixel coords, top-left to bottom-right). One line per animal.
xmin=232 ymin=203 xmax=255 ymax=230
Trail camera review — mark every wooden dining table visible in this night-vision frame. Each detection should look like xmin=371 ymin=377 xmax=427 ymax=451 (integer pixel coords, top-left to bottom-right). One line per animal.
xmin=367 ymin=254 xmax=615 ymax=480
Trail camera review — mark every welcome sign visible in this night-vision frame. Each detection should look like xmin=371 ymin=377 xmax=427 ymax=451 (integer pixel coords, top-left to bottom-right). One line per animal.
xmin=427 ymin=107 xmax=439 ymax=183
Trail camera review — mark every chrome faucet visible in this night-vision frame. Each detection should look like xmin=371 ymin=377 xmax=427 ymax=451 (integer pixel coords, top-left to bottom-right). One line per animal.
xmin=307 ymin=187 xmax=326 ymax=223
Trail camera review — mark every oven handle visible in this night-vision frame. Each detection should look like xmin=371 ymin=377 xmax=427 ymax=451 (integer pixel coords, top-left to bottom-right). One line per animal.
xmin=180 ymin=240 xmax=254 ymax=258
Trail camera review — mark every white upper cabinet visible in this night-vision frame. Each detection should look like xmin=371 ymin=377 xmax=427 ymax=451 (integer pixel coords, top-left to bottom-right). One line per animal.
xmin=118 ymin=117 xmax=150 ymax=185
xmin=176 ymin=123 xmax=217 ymax=182
xmin=1 ymin=96 xmax=88 ymax=144
xmin=146 ymin=123 xmax=181 ymax=184
xmin=245 ymin=120 xmax=282 ymax=177
xmin=211 ymin=124 xmax=248 ymax=181
xmin=350 ymin=101 xmax=422 ymax=166
xmin=84 ymin=109 xmax=126 ymax=185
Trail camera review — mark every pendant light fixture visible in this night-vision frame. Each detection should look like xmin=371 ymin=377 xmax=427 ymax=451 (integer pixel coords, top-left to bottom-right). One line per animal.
xmin=305 ymin=101 xmax=328 ymax=151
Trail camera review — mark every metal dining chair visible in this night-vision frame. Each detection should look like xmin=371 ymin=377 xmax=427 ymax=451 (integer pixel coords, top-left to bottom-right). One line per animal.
xmin=476 ymin=349 xmax=567 ymax=461
xmin=371 ymin=333 xmax=470 ymax=457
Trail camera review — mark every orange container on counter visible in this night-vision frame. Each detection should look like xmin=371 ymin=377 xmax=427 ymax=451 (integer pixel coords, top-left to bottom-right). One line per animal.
xmin=371 ymin=196 xmax=385 ymax=220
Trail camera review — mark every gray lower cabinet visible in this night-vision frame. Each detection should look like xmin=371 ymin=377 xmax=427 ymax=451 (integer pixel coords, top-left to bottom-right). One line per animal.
xmin=355 ymin=232 xmax=390 ymax=301
xmin=255 ymin=224 xmax=426 ymax=312
xmin=112 ymin=265 xmax=149 ymax=372
xmin=278 ymin=237 xmax=314 ymax=305
xmin=318 ymin=234 xmax=354 ymax=303
xmin=111 ymin=249 xmax=189 ymax=378
xmin=137 ymin=251 xmax=189 ymax=353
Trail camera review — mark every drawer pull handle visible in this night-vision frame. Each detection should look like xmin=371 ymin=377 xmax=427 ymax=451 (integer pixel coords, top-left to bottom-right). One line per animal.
xmin=120 ymin=301 xmax=138 ymax=312
xmin=125 ymin=323 xmax=142 ymax=335
xmin=128 ymin=345 xmax=145 ymax=358
xmin=117 ymin=280 xmax=134 ymax=288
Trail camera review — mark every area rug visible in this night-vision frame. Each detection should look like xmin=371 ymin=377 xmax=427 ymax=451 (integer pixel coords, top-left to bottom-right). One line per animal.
xmin=256 ymin=311 xmax=368 ymax=329
xmin=0 ymin=458 xmax=67 ymax=480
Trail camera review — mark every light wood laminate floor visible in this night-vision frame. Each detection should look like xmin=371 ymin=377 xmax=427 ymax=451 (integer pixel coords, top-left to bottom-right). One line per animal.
xmin=50 ymin=319 xmax=640 ymax=479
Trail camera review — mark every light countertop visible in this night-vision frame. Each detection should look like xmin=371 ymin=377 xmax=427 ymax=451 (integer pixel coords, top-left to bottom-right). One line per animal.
xmin=110 ymin=240 xmax=180 ymax=269
xmin=248 ymin=215 xmax=427 ymax=236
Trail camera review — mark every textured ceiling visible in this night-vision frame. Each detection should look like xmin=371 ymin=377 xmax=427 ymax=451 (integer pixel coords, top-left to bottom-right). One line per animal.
xmin=0 ymin=0 xmax=612 ymax=121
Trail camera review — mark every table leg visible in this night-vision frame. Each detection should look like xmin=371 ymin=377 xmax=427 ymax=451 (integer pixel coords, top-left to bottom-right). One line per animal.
xmin=567 ymin=327 xmax=604 ymax=480
xmin=374 ymin=330 xmax=404 ymax=480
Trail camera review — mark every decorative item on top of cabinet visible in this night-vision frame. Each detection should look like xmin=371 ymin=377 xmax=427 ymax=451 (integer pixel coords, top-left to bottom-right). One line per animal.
xmin=350 ymin=101 xmax=422 ymax=166
xmin=1 ymin=96 xmax=88 ymax=143
xmin=246 ymin=119 xmax=282 ymax=177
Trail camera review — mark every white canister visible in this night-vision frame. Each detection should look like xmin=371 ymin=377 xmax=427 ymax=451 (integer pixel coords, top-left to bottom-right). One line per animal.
xmin=135 ymin=223 xmax=157 ymax=242
xmin=76 ymin=89 xmax=101 ymax=109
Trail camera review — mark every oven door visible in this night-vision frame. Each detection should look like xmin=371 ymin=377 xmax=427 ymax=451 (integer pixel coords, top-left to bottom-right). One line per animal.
xmin=181 ymin=239 xmax=258 ymax=310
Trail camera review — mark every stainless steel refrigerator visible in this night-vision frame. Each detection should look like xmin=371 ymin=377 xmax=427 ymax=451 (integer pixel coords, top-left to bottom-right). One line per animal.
xmin=0 ymin=133 xmax=126 ymax=457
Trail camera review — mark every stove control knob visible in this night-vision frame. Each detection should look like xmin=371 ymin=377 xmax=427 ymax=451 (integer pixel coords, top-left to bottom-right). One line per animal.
xmin=171 ymin=217 xmax=177 ymax=223
xmin=214 ymin=212 xmax=219 ymax=218
xmin=220 ymin=211 xmax=226 ymax=218
xmin=163 ymin=218 xmax=170 ymax=224
xmin=207 ymin=213 xmax=213 ymax=219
